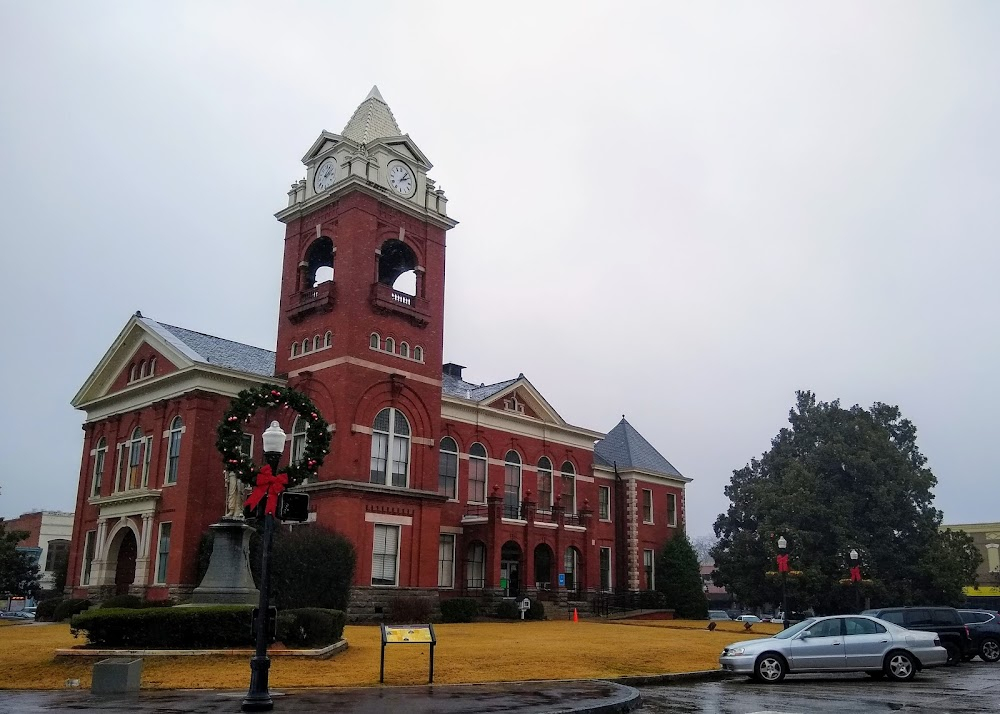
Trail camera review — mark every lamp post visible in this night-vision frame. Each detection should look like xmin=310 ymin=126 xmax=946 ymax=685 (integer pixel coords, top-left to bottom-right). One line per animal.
xmin=850 ymin=548 xmax=860 ymax=613
xmin=778 ymin=535 xmax=788 ymax=630
xmin=242 ymin=420 xmax=285 ymax=713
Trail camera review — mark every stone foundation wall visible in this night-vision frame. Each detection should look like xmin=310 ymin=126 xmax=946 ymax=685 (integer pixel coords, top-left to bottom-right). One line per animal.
xmin=348 ymin=587 xmax=440 ymax=623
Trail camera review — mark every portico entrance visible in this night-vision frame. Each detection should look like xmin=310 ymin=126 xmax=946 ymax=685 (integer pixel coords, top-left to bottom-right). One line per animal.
xmin=113 ymin=529 xmax=137 ymax=595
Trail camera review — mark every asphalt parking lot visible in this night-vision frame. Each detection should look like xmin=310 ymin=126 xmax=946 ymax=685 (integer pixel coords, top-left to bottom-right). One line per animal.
xmin=639 ymin=661 xmax=1000 ymax=713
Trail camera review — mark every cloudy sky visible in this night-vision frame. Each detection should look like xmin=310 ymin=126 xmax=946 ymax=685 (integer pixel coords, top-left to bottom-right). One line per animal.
xmin=1 ymin=2 xmax=998 ymax=538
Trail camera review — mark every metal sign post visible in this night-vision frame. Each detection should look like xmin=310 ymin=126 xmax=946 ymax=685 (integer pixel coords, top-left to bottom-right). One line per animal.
xmin=518 ymin=598 xmax=531 ymax=620
xmin=379 ymin=624 xmax=437 ymax=684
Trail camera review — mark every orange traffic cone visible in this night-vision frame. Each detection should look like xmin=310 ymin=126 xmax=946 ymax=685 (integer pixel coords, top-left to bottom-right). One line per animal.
xmin=573 ymin=608 xmax=578 ymax=622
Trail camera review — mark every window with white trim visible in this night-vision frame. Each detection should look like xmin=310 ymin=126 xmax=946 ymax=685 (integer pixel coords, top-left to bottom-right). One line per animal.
xmin=313 ymin=335 xmax=321 ymax=351
xmin=537 ymin=457 xmax=553 ymax=511
xmin=370 ymin=408 xmax=410 ymax=487
xmin=148 ymin=357 xmax=156 ymax=376
xmin=302 ymin=338 xmax=311 ymax=353
xmin=370 ymin=333 xmax=380 ymax=349
xmin=644 ymin=549 xmax=655 ymax=590
xmin=667 ymin=493 xmax=677 ymax=527
xmin=92 ymin=437 xmax=107 ymax=497
xmin=324 ymin=331 xmax=332 ymax=348
xmin=561 ymin=461 xmax=576 ymax=514
xmin=129 ymin=363 xmax=137 ymax=382
xmin=371 ymin=524 xmax=400 ymax=586
xmin=139 ymin=360 xmax=147 ymax=378
xmin=413 ymin=346 xmax=423 ymax=362
xmin=438 ymin=534 xmax=455 ymax=588
xmin=468 ymin=443 xmax=487 ymax=503
xmin=466 ymin=541 xmax=485 ymax=588
xmin=155 ymin=522 xmax=171 ymax=584
xmin=240 ymin=433 xmax=253 ymax=459
xmin=385 ymin=337 xmax=395 ymax=354
xmin=400 ymin=341 xmax=410 ymax=358
xmin=117 ymin=427 xmax=151 ymax=491
xmin=503 ymin=450 xmax=521 ymax=518
xmin=291 ymin=416 xmax=308 ymax=468
xmin=599 ymin=546 xmax=612 ymax=592
xmin=438 ymin=437 xmax=458 ymax=499
xmin=599 ymin=485 xmax=611 ymax=521
xmin=291 ymin=342 xmax=299 ymax=357
xmin=642 ymin=489 xmax=653 ymax=523
xmin=81 ymin=530 xmax=96 ymax=585
xmin=165 ymin=416 xmax=182 ymax=485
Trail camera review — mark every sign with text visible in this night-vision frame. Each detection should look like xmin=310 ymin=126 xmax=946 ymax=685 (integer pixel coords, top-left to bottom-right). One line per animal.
xmin=558 ymin=573 xmax=566 ymax=587
xmin=380 ymin=623 xmax=437 ymax=684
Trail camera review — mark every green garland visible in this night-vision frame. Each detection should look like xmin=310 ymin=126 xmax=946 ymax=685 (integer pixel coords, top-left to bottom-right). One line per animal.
xmin=216 ymin=384 xmax=331 ymax=487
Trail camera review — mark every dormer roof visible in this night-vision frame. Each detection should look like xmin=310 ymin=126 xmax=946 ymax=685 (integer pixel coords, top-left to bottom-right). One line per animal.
xmin=594 ymin=417 xmax=685 ymax=479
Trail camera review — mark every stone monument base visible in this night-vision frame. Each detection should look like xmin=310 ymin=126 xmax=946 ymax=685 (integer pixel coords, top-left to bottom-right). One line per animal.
xmin=188 ymin=519 xmax=259 ymax=606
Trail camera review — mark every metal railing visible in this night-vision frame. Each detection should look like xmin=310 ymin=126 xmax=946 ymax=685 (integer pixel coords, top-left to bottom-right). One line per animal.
xmin=591 ymin=590 xmax=667 ymax=618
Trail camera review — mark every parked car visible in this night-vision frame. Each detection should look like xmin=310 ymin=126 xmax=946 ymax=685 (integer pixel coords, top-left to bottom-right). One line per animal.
xmin=0 ymin=611 xmax=34 ymax=621
xmin=958 ymin=609 xmax=1000 ymax=663
xmin=709 ymin=610 xmax=732 ymax=621
xmin=735 ymin=614 xmax=763 ymax=624
xmin=861 ymin=607 xmax=972 ymax=665
xmin=719 ymin=615 xmax=947 ymax=683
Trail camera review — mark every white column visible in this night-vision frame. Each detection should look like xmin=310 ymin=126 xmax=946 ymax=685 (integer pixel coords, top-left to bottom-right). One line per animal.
xmin=987 ymin=543 xmax=999 ymax=574
xmin=92 ymin=518 xmax=110 ymax=585
xmin=133 ymin=515 xmax=154 ymax=586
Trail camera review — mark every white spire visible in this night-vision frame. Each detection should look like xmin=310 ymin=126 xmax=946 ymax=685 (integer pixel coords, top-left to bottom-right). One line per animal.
xmin=342 ymin=85 xmax=401 ymax=144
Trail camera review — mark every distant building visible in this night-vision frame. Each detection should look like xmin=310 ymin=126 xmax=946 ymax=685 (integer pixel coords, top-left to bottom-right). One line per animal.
xmin=943 ymin=522 xmax=1000 ymax=606
xmin=700 ymin=560 xmax=733 ymax=609
xmin=2 ymin=511 xmax=74 ymax=591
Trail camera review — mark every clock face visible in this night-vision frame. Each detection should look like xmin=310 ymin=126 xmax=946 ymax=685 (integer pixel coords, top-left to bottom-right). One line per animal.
xmin=314 ymin=158 xmax=338 ymax=192
xmin=387 ymin=161 xmax=416 ymax=197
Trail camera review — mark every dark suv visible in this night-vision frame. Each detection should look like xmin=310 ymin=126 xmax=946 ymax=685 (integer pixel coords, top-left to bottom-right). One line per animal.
xmin=958 ymin=609 xmax=1000 ymax=663
xmin=861 ymin=607 xmax=972 ymax=665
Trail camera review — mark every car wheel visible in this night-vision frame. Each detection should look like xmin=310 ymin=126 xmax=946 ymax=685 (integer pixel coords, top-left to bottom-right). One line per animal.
xmin=980 ymin=637 xmax=1000 ymax=663
xmin=754 ymin=653 xmax=786 ymax=683
xmin=944 ymin=642 xmax=961 ymax=666
xmin=884 ymin=651 xmax=917 ymax=682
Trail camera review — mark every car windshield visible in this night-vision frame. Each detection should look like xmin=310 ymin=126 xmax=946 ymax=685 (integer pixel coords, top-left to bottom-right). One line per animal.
xmin=772 ymin=618 xmax=817 ymax=639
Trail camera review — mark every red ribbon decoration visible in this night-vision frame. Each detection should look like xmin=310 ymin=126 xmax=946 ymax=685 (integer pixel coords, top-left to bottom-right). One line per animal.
xmin=244 ymin=464 xmax=288 ymax=516
xmin=776 ymin=554 xmax=789 ymax=573
xmin=849 ymin=565 xmax=862 ymax=583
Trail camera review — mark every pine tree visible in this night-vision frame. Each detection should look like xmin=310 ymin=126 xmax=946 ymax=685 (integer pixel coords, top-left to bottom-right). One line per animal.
xmin=657 ymin=532 xmax=709 ymax=619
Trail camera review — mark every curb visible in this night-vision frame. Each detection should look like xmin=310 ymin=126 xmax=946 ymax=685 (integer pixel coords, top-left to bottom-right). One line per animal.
xmin=611 ymin=669 xmax=734 ymax=687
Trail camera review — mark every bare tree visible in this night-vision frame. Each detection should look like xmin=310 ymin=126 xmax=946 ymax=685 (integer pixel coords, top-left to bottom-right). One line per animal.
xmin=691 ymin=535 xmax=718 ymax=563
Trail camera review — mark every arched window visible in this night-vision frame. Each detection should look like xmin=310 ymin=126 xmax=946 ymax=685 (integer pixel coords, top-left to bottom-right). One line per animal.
xmin=123 ymin=427 xmax=149 ymax=491
xmin=302 ymin=338 xmax=311 ymax=353
xmin=313 ymin=335 xmax=321 ymax=351
xmin=291 ymin=342 xmax=300 ymax=357
xmin=324 ymin=331 xmax=333 ymax=348
xmin=370 ymin=408 xmax=410 ymax=487
xmin=385 ymin=337 xmax=395 ymax=354
xmin=305 ymin=236 xmax=334 ymax=287
xmin=369 ymin=333 xmax=380 ymax=350
xmin=503 ymin=450 xmax=522 ymax=518
xmin=92 ymin=437 xmax=107 ymax=497
xmin=165 ymin=416 xmax=182 ymax=485
xmin=466 ymin=541 xmax=486 ymax=589
xmin=139 ymin=360 xmax=147 ymax=379
xmin=413 ymin=346 xmax=423 ymax=362
xmin=129 ymin=363 xmax=137 ymax=382
xmin=148 ymin=357 xmax=156 ymax=376
xmin=561 ymin=460 xmax=576 ymax=514
xmin=400 ymin=342 xmax=409 ymax=359
xmin=438 ymin=437 xmax=458 ymax=499
xmin=291 ymin=417 xmax=308 ymax=466
xmin=537 ymin=457 xmax=553 ymax=511
xmin=377 ymin=238 xmax=418 ymax=296
xmin=468 ymin=442 xmax=487 ymax=504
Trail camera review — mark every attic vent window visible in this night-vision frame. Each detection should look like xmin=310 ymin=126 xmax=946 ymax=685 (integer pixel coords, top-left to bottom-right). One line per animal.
xmin=504 ymin=395 xmax=525 ymax=414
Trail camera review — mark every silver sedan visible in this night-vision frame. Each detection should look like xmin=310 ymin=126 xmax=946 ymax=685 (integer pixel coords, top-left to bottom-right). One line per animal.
xmin=719 ymin=615 xmax=947 ymax=683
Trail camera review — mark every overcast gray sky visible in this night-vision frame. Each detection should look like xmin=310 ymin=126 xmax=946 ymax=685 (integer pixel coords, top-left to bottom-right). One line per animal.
xmin=2 ymin=2 xmax=998 ymax=538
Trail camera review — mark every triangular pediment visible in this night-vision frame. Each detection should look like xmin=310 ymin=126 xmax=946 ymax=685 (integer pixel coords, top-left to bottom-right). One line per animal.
xmin=301 ymin=131 xmax=346 ymax=164
xmin=71 ymin=315 xmax=196 ymax=407
xmin=484 ymin=377 xmax=566 ymax=426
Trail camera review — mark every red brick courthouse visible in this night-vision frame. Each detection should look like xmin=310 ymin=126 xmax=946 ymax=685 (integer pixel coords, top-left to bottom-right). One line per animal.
xmin=66 ymin=88 xmax=691 ymax=616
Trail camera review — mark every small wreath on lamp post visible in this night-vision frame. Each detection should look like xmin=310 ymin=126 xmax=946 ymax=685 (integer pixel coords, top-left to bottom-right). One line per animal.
xmin=215 ymin=384 xmax=331 ymax=487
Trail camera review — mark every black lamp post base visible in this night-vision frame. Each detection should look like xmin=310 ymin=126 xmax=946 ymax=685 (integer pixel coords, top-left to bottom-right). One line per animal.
xmin=242 ymin=655 xmax=273 ymax=711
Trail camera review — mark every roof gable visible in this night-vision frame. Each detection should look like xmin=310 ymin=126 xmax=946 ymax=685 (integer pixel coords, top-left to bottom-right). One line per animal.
xmin=593 ymin=417 xmax=684 ymax=478
xmin=442 ymin=372 xmax=566 ymax=426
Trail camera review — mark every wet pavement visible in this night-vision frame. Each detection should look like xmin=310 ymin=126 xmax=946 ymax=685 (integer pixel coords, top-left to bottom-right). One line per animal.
xmin=0 ymin=680 xmax=641 ymax=714
xmin=639 ymin=660 xmax=1000 ymax=713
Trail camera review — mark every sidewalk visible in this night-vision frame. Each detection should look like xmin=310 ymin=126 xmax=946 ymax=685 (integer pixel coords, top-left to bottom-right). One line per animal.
xmin=0 ymin=680 xmax=641 ymax=714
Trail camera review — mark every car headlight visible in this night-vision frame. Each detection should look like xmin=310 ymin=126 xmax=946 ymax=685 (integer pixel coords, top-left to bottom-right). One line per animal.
xmin=724 ymin=647 xmax=747 ymax=656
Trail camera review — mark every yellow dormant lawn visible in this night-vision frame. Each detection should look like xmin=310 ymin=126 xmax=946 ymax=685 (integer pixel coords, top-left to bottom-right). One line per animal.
xmin=1 ymin=619 xmax=779 ymax=690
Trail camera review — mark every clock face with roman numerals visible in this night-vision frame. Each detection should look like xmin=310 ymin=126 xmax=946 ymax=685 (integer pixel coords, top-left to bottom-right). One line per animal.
xmin=387 ymin=161 xmax=416 ymax=198
xmin=314 ymin=158 xmax=337 ymax=192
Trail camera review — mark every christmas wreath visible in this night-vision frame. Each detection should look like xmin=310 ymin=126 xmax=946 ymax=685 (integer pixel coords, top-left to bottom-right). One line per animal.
xmin=216 ymin=384 xmax=331 ymax=487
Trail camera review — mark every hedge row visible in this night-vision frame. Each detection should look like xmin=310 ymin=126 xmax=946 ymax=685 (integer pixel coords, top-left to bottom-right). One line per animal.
xmin=53 ymin=599 xmax=92 ymax=622
xmin=276 ymin=608 xmax=345 ymax=648
xmin=440 ymin=598 xmax=480 ymax=623
xmin=71 ymin=606 xmax=255 ymax=648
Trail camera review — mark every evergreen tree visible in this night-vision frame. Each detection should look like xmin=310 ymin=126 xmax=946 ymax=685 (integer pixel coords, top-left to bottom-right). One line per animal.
xmin=656 ymin=532 xmax=709 ymax=619
xmin=0 ymin=523 xmax=40 ymax=599
xmin=270 ymin=526 xmax=356 ymax=611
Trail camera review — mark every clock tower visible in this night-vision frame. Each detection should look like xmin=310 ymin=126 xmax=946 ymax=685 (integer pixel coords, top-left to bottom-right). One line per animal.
xmin=273 ymin=87 xmax=457 ymax=590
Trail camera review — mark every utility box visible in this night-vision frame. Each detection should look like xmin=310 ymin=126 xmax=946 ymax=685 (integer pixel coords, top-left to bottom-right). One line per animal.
xmin=92 ymin=657 xmax=142 ymax=694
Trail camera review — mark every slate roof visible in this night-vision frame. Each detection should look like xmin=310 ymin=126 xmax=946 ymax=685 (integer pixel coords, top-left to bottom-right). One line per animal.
xmin=441 ymin=372 xmax=519 ymax=402
xmin=341 ymin=85 xmax=403 ymax=144
xmin=593 ymin=417 xmax=684 ymax=478
xmin=140 ymin=317 xmax=276 ymax=378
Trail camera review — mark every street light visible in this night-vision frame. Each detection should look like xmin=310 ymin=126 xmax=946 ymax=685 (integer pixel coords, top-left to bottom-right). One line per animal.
xmin=850 ymin=548 xmax=860 ymax=613
xmin=777 ymin=535 xmax=788 ymax=630
xmin=242 ymin=420 xmax=285 ymax=712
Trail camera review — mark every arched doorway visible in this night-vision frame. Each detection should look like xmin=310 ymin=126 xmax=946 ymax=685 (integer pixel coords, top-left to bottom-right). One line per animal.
xmin=112 ymin=529 xmax=138 ymax=596
xmin=500 ymin=541 xmax=522 ymax=597
xmin=534 ymin=543 xmax=553 ymax=593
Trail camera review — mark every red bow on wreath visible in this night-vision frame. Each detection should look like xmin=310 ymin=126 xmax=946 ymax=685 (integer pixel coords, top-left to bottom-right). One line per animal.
xmin=849 ymin=565 xmax=862 ymax=583
xmin=776 ymin=554 xmax=790 ymax=573
xmin=244 ymin=464 xmax=287 ymax=516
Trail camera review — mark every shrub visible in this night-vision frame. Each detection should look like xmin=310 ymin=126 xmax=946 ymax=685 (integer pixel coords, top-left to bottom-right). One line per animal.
xmin=388 ymin=594 xmax=433 ymax=624
xmin=70 ymin=606 xmax=254 ymax=648
xmin=276 ymin=608 xmax=345 ymax=648
xmin=638 ymin=590 xmax=667 ymax=609
xmin=495 ymin=600 xmax=519 ymax=620
xmin=100 ymin=595 xmax=144 ymax=609
xmin=440 ymin=598 xmax=479 ymax=623
xmin=525 ymin=598 xmax=546 ymax=621
xmin=271 ymin=526 xmax=356 ymax=611
xmin=53 ymin=598 xmax=91 ymax=622
xmin=35 ymin=597 xmax=64 ymax=622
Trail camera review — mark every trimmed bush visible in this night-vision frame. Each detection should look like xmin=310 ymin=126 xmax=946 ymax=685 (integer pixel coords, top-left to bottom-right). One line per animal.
xmin=525 ymin=598 xmax=546 ymax=621
xmin=70 ymin=606 xmax=255 ymax=648
xmin=99 ymin=595 xmax=144 ymax=609
xmin=35 ymin=597 xmax=64 ymax=622
xmin=53 ymin=598 xmax=91 ymax=622
xmin=638 ymin=590 xmax=667 ymax=609
xmin=440 ymin=598 xmax=479 ymax=623
xmin=388 ymin=594 xmax=433 ymax=624
xmin=276 ymin=608 xmax=345 ymax=648
xmin=495 ymin=600 xmax=519 ymax=620
xmin=271 ymin=526 xmax=356 ymax=611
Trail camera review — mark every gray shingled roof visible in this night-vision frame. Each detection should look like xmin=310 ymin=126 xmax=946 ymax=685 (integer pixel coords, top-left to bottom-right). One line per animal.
xmin=594 ymin=417 xmax=683 ymax=478
xmin=141 ymin=317 xmax=275 ymax=378
xmin=341 ymin=86 xmax=403 ymax=144
xmin=442 ymin=372 xmax=518 ymax=402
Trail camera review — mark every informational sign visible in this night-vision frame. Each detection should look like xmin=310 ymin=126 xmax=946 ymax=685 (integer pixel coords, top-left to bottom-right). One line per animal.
xmin=558 ymin=573 xmax=566 ymax=587
xmin=380 ymin=623 xmax=437 ymax=684
xmin=964 ymin=585 xmax=1000 ymax=597
xmin=500 ymin=578 xmax=508 ymax=590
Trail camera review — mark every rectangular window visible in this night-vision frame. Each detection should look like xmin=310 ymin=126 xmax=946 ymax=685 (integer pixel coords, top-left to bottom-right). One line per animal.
xmin=92 ymin=447 xmax=105 ymax=498
xmin=538 ymin=471 xmax=552 ymax=511
xmin=82 ymin=531 xmax=96 ymax=586
xmin=599 ymin=547 xmax=612 ymax=592
xmin=438 ymin=534 xmax=455 ymax=588
xmin=504 ymin=464 xmax=520 ymax=518
xmin=128 ymin=440 xmax=143 ymax=490
xmin=141 ymin=436 xmax=153 ymax=488
xmin=154 ymin=523 xmax=171 ymax=584
xmin=391 ymin=436 xmax=409 ymax=487
xmin=371 ymin=524 xmax=400 ymax=586
xmin=438 ymin=451 xmax=457 ymax=499
xmin=165 ymin=431 xmax=181 ymax=485
xmin=562 ymin=474 xmax=576 ymax=514
xmin=667 ymin=493 xmax=677 ymax=527
xmin=370 ymin=432 xmax=388 ymax=485
xmin=468 ymin=455 xmax=487 ymax=504
xmin=644 ymin=549 xmax=655 ymax=590
xmin=240 ymin=433 xmax=253 ymax=459
xmin=642 ymin=489 xmax=653 ymax=523
xmin=114 ymin=443 xmax=126 ymax=492
xmin=599 ymin=486 xmax=611 ymax=520
xmin=466 ymin=542 xmax=485 ymax=588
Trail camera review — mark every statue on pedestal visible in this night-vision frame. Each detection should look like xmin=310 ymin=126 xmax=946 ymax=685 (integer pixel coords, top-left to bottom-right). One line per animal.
xmin=224 ymin=471 xmax=246 ymax=520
